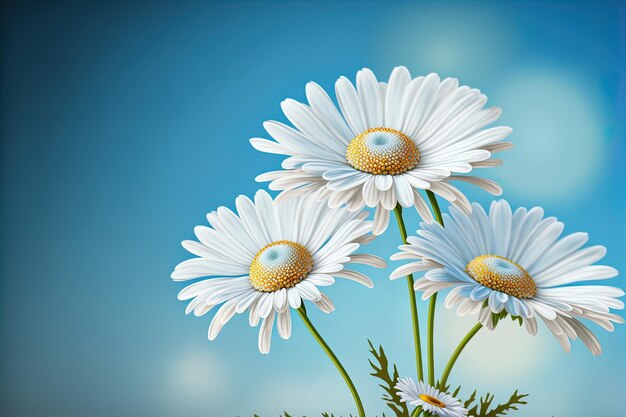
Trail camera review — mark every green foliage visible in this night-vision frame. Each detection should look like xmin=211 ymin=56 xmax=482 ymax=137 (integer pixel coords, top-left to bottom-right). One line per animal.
xmin=462 ymin=389 xmax=476 ymax=408
xmin=251 ymin=388 xmax=526 ymax=417
xmin=246 ymin=410 xmax=361 ymax=416
xmin=462 ymin=389 xmax=529 ymax=417
xmin=367 ymin=340 xmax=410 ymax=417
xmin=491 ymin=310 xmax=509 ymax=327
xmin=250 ymin=412 xmax=357 ymax=417
xmin=252 ymin=344 xmax=528 ymax=417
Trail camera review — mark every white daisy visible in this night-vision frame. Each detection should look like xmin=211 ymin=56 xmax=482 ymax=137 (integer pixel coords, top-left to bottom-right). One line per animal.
xmin=390 ymin=200 xmax=624 ymax=355
xmin=171 ymin=190 xmax=385 ymax=354
xmin=396 ymin=377 xmax=468 ymax=417
xmin=251 ymin=66 xmax=512 ymax=235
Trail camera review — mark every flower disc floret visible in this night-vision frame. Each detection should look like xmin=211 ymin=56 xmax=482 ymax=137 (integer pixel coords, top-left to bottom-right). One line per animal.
xmin=346 ymin=127 xmax=420 ymax=175
xmin=419 ymin=393 xmax=447 ymax=408
xmin=466 ymin=254 xmax=536 ymax=299
xmin=249 ymin=240 xmax=314 ymax=292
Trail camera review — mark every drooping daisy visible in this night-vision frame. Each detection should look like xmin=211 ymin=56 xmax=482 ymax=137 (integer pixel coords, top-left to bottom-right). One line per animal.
xmin=390 ymin=200 xmax=624 ymax=355
xmin=171 ymin=190 xmax=385 ymax=354
xmin=251 ymin=66 xmax=512 ymax=235
xmin=396 ymin=377 xmax=468 ymax=417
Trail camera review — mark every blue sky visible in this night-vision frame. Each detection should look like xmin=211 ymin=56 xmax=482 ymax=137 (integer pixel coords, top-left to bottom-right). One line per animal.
xmin=1 ymin=1 xmax=625 ymax=416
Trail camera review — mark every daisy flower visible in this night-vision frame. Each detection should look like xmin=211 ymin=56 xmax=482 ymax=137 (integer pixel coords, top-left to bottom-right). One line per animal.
xmin=396 ymin=377 xmax=468 ymax=417
xmin=390 ymin=200 xmax=624 ymax=355
xmin=171 ymin=190 xmax=385 ymax=354
xmin=251 ymin=66 xmax=512 ymax=235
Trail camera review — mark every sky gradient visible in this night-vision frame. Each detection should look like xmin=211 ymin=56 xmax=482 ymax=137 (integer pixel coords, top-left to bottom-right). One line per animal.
xmin=1 ymin=1 xmax=625 ymax=416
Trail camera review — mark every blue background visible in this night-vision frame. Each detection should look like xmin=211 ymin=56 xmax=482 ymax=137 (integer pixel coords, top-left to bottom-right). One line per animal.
xmin=1 ymin=1 xmax=625 ymax=416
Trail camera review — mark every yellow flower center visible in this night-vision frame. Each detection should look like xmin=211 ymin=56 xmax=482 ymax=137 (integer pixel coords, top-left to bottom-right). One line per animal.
xmin=346 ymin=127 xmax=420 ymax=175
xmin=249 ymin=240 xmax=313 ymax=292
xmin=419 ymin=394 xmax=446 ymax=408
xmin=466 ymin=254 xmax=537 ymax=299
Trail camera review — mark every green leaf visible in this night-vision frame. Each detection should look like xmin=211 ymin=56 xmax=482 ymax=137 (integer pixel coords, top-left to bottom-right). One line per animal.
xmin=466 ymin=390 xmax=529 ymax=417
xmin=367 ymin=340 xmax=410 ymax=417
xmin=462 ymin=389 xmax=477 ymax=409
xmin=491 ymin=310 xmax=508 ymax=327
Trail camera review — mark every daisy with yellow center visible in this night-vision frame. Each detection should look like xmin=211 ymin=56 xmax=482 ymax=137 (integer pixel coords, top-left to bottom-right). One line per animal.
xmin=396 ymin=377 xmax=468 ymax=417
xmin=171 ymin=190 xmax=385 ymax=354
xmin=251 ymin=66 xmax=513 ymax=235
xmin=172 ymin=190 xmax=386 ymax=416
xmin=390 ymin=200 xmax=624 ymax=355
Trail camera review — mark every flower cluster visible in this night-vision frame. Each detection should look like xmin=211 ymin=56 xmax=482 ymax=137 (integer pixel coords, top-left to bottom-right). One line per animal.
xmin=171 ymin=67 xmax=623 ymax=417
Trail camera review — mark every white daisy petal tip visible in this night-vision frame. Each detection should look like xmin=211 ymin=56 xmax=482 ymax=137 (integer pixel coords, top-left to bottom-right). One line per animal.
xmin=252 ymin=67 xmax=512 ymax=224
xmin=349 ymin=254 xmax=387 ymax=269
xmin=391 ymin=199 xmax=624 ymax=355
xmin=172 ymin=190 xmax=380 ymax=353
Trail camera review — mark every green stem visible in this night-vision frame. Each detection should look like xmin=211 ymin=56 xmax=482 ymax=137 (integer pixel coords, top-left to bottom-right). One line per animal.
xmin=426 ymin=190 xmax=444 ymax=226
xmin=394 ymin=205 xmax=424 ymax=382
xmin=425 ymin=190 xmax=444 ymax=387
xmin=410 ymin=405 xmax=423 ymax=417
xmin=427 ymin=293 xmax=437 ymax=386
xmin=297 ymin=305 xmax=365 ymax=417
xmin=439 ymin=323 xmax=483 ymax=390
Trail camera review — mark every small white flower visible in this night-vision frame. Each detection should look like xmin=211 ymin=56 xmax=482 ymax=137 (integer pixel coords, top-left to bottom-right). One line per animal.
xmin=396 ymin=377 xmax=468 ymax=417
xmin=172 ymin=190 xmax=385 ymax=354
xmin=390 ymin=200 xmax=624 ymax=355
xmin=251 ymin=66 xmax=511 ymax=235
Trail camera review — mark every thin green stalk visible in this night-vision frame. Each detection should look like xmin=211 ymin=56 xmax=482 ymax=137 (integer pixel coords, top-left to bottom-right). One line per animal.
xmin=425 ymin=190 xmax=444 ymax=387
xmin=394 ymin=205 xmax=424 ymax=382
xmin=297 ymin=305 xmax=365 ymax=417
xmin=426 ymin=190 xmax=444 ymax=226
xmin=426 ymin=293 xmax=437 ymax=386
xmin=439 ymin=323 xmax=483 ymax=390
xmin=410 ymin=405 xmax=423 ymax=417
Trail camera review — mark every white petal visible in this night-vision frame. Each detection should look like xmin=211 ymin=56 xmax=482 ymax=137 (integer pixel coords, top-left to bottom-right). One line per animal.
xmin=305 ymin=81 xmax=353 ymax=143
xmin=249 ymin=137 xmax=290 ymax=155
xmin=449 ymin=175 xmax=503 ymax=196
xmin=313 ymin=293 xmax=335 ymax=313
xmin=295 ymin=281 xmax=322 ymax=301
xmin=363 ymin=176 xmax=381 ymax=207
xmin=273 ymin=288 xmax=288 ymax=312
xmin=334 ymin=270 xmax=374 ymax=288
xmin=208 ymin=300 xmax=237 ymax=340
xmin=257 ymin=293 xmax=275 ymax=318
xmin=335 ymin=76 xmax=367 ymax=134
xmin=356 ymin=68 xmax=384 ymax=127
xmin=287 ymin=287 xmax=302 ymax=309
xmin=384 ymin=66 xmax=411 ymax=129
xmin=380 ymin=186 xmax=397 ymax=210
xmin=254 ymin=190 xmax=282 ymax=242
xmin=258 ymin=312 xmax=276 ymax=354
xmin=413 ymin=190 xmax=434 ymax=223
xmin=394 ymin=175 xmax=415 ymax=207
xmin=375 ymin=175 xmax=393 ymax=191
xmin=277 ymin=310 xmax=292 ymax=339
xmin=373 ymin=205 xmax=390 ymax=235
xmin=349 ymin=254 xmax=387 ymax=268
